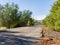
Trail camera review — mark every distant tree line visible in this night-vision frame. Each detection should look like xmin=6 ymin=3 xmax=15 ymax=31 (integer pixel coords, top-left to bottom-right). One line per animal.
xmin=42 ymin=0 xmax=60 ymax=31
xmin=0 ymin=3 xmax=36 ymax=28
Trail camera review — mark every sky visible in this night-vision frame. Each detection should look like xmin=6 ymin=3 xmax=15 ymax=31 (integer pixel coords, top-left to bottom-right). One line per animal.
xmin=0 ymin=0 xmax=55 ymax=20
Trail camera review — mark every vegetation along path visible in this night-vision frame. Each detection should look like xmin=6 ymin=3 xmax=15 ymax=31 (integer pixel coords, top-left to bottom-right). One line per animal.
xmin=0 ymin=26 xmax=42 ymax=45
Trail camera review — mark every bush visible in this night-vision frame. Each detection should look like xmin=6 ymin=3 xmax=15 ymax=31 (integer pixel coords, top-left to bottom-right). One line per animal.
xmin=55 ymin=20 xmax=60 ymax=31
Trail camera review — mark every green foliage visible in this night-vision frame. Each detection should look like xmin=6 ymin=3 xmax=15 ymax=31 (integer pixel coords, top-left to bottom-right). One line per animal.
xmin=42 ymin=0 xmax=60 ymax=31
xmin=41 ymin=20 xmax=46 ymax=25
xmin=0 ymin=3 xmax=36 ymax=28
xmin=55 ymin=20 xmax=60 ymax=31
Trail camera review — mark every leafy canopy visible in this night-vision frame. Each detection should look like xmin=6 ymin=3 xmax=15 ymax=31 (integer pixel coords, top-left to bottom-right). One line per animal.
xmin=0 ymin=3 xmax=36 ymax=28
xmin=42 ymin=0 xmax=60 ymax=31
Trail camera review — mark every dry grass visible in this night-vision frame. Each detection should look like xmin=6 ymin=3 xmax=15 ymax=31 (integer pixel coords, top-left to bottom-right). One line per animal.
xmin=38 ymin=25 xmax=60 ymax=45
xmin=41 ymin=25 xmax=49 ymax=37
xmin=0 ymin=27 xmax=7 ymax=30
xmin=34 ymin=37 xmax=60 ymax=45
xmin=41 ymin=37 xmax=60 ymax=45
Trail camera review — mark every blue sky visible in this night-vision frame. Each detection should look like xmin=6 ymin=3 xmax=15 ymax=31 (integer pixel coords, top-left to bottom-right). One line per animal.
xmin=0 ymin=0 xmax=55 ymax=20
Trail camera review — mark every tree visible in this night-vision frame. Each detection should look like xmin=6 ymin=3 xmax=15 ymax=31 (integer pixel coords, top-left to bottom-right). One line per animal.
xmin=42 ymin=0 xmax=60 ymax=31
xmin=0 ymin=3 xmax=36 ymax=28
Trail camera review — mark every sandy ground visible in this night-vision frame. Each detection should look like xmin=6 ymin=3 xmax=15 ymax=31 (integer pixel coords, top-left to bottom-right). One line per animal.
xmin=0 ymin=26 xmax=42 ymax=45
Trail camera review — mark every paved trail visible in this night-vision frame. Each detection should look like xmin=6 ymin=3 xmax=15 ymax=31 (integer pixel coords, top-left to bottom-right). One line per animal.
xmin=0 ymin=26 xmax=42 ymax=45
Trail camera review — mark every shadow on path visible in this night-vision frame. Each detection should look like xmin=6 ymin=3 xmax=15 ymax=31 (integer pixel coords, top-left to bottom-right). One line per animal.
xmin=0 ymin=30 xmax=39 ymax=45
xmin=0 ymin=30 xmax=20 ymax=33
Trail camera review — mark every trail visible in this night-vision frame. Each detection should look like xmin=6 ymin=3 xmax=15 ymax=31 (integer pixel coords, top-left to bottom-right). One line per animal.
xmin=0 ymin=26 xmax=42 ymax=45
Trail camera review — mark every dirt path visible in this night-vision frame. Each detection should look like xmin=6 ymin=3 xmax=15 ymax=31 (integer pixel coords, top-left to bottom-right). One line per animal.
xmin=0 ymin=26 xmax=42 ymax=45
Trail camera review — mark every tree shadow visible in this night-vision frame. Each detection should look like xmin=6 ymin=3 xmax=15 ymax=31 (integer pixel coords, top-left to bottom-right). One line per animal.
xmin=0 ymin=30 xmax=20 ymax=33
xmin=0 ymin=30 xmax=39 ymax=45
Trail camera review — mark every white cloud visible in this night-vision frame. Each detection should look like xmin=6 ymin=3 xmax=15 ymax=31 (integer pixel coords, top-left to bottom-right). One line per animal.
xmin=31 ymin=15 xmax=46 ymax=20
